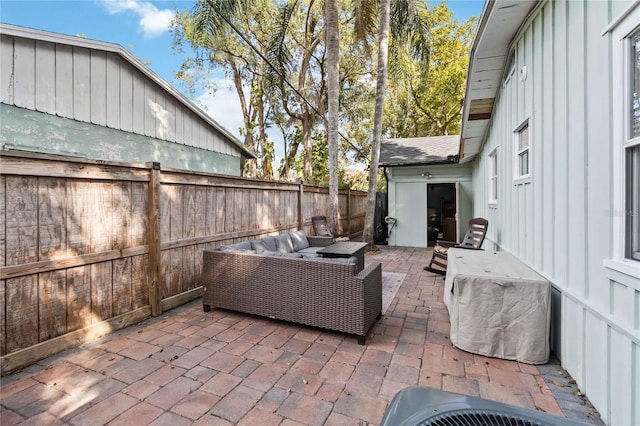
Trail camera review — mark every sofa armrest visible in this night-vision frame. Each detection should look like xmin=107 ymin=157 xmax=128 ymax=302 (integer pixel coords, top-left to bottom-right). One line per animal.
xmin=307 ymin=236 xmax=334 ymax=247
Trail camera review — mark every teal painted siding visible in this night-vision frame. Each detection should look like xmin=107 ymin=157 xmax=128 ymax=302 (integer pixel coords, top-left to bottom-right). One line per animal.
xmin=1 ymin=104 xmax=242 ymax=175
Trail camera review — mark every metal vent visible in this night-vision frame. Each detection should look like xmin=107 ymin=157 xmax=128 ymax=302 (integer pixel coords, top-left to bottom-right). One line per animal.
xmin=416 ymin=409 xmax=545 ymax=426
xmin=381 ymin=387 xmax=589 ymax=426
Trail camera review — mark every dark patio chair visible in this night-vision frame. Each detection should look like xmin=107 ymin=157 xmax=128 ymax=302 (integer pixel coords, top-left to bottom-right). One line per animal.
xmin=311 ymin=215 xmax=349 ymax=242
xmin=424 ymin=217 xmax=488 ymax=275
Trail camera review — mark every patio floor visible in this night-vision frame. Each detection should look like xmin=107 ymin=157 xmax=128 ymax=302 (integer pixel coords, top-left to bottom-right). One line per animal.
xmin=1 ymin=246 xmax=602 ymax=425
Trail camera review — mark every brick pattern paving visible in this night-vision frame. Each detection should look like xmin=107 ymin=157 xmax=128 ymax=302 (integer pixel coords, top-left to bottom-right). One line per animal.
xmin=0 ymin=246 xmax=589 ymax=425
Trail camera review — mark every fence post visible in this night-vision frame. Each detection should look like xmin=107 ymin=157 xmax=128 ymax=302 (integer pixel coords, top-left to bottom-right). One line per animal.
xmin=347 ymin=189 xmax=351 ymax=237
xmin=298 ymin=181 xmax=304 ymax=230
xmin=147 ymin=162 xmax=162 ymax=316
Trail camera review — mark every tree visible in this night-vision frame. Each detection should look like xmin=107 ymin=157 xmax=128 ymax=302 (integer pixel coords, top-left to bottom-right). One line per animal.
xmin=172 ymin=0 xmax=276 ymax=178
xmin=361 ymin=0 xmax=390 ymax=246
xmin=361 ymin=0 xmax=431 ymax=246
xmin=386 ymin=3 xmax=476 ymax=137
xmin=325 ymin=0 xmax=340 ymax=234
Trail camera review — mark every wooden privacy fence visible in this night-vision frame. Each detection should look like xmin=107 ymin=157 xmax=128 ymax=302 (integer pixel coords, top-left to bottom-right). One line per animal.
xmin=0 ymin=151 xmax=366 ymax=374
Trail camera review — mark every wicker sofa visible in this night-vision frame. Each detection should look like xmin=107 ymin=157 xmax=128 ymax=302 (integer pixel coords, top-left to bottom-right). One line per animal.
xmin=201 ymin=231 xmax=382 ymax=344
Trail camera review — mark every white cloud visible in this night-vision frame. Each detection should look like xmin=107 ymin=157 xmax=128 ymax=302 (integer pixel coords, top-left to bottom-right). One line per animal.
xmin=99 ymin=0 xmax=175 ymax=38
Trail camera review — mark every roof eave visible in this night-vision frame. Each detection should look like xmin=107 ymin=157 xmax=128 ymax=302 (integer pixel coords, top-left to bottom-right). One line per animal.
xmin=459 ymin=1 xmax=539 ymax=163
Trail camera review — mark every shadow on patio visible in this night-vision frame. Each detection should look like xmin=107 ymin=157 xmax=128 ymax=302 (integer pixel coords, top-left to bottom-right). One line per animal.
xmin=0 ymin=246 xmax=602 ymax=425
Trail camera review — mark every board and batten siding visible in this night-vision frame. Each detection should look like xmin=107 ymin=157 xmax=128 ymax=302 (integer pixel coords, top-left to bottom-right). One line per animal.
xmin=0 ymin=29 xmax=248 ymax=175
xmin=470 ymin=1 xmax=639 ymax=424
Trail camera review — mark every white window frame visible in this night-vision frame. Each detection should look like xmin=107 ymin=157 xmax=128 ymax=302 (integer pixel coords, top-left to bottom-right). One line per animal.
xmin=609 ymin=3 xmax=640 ymax=269
xmin=513 ymin=119 xmax=531 ymax=183
xmin=488 ymin=147 xmax=498 ymax=205
xmin=625 ymin=27 xmax=640 ymax=261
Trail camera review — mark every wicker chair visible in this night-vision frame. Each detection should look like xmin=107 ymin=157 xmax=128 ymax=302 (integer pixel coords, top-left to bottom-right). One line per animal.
xmin=424 ymin=217 xmax=488 ymax=275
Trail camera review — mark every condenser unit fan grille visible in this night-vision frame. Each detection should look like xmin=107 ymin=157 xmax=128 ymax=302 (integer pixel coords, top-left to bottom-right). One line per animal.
xmin=415 ymin=409 xmax=547 ymax=426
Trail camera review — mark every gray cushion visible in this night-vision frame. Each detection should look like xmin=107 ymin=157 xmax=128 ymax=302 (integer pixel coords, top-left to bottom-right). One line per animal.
xmin=289 ymin=230 xmax=310 ymax=251
xmin=298 ymin=246 xmax=324 ymax=255
xmin=251 ymin=239 xmax=270 ymax=253
xmin=275 ymin=234 xmax=294 ymax=253
xmin=224 ymin=241 xmax=252 ymax=251
xmin=262 ymin=237 xmax=277 ymax=251
xmin=309 ymin=256 xmax=356 ymax=265
xmin=261 ymin=251 xmax=302 ymax=258
xmin=279 ymin=252 xmax=303 ymax=258
xmin=219 ymin=247 xmax=256 ymax=254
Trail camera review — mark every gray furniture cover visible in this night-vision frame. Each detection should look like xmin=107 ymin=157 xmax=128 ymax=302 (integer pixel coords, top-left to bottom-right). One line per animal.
xmin=444 ymin=248 xmax=551 ymax=364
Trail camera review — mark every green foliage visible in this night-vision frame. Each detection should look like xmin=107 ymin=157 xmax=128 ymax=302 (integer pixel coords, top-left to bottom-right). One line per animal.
xmin=171 ymin=0 xmax=477 ymax=181
xmin=385 ymin=2 xmax=476 ymax=137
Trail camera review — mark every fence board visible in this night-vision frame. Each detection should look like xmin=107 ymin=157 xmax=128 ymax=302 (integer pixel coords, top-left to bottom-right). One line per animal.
xmin=112 ymin=182 xmax=132 ymax=250
xmin=66 ymin=266 xmax=91 ymax=332
xmin=38 ymin=178 xmax=67 ymax=259
xmin=194 ymin=186 xmax=207 ymax=238
xmin=113 ymin=258 xmax=132 ymax=316
xmin=91 ymin=262 xmax=112 ymax=322
xmin=38 ymin=270 xmax=67 ymax=341
xmin=0 ymin=280 xmax=5 ymax=355
xmin=131 ymin=182 xmax=148 ymax=247
xmin=5 ymin=177 xmax=38 ymax=266
xmin=170 ymin=248 xmax=182 ymax=296
xmin=160 ymin=251 xmax=171 ymax=299
xmin=92 ymin=182 xmax=113 ymax=252
xmin=6 ymin=276 xmax=38 ymax=354
xmin=131 ymin=255 xmax=148 ymax=309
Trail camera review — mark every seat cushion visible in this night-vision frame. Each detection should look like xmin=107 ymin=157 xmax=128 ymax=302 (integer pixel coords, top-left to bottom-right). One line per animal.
xmin=298 ymin=246 xmax=324 ymax=256
xmin=434 ymin=245 xmax=449 ymax=255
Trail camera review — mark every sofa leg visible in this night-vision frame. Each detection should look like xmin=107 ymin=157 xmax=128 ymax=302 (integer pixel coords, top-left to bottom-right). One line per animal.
xmin=357 ymin=335 xmax=366 ymax=345
xmin=203 ymin=304 xmax=211 ymax=312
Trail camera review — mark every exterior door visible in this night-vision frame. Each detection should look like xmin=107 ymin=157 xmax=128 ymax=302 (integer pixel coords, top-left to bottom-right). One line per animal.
xmin=394 ymin=182 xmax=427 ymax=247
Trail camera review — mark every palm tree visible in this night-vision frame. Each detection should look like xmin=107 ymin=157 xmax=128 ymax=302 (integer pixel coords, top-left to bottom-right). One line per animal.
xmin=325 ymin=0 xmax=340 ymax=235
xmin=361 ymin=0 xmax=430 ymax=246
xmin=361 ymin=0 xmax=390 ymax=246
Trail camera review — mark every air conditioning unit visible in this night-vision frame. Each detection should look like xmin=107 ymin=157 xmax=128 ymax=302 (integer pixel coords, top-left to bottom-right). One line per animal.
xmin=381 ymin=387 xmax=589 ymax=426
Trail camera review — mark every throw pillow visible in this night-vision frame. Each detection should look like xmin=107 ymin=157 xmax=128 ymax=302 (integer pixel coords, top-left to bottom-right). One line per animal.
xmin=275 ymin=234 xmax=294 ymax=253
xmin=290 ymin=230 xmax=310 ymax=251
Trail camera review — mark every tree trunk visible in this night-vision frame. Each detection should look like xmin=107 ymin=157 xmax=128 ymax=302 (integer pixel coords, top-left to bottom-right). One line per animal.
xmin=362 ymin=0 xmax=390 ymax=246
xmin=325 ymin=0 xmax=340 ymax=234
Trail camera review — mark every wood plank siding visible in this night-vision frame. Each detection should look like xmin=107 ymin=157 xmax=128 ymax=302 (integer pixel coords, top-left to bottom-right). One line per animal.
xmin=0 ymin=151 xmax=366 ymax=374
xmin=0 ymin=25 xmax=253 ymax=175
xmin=469 ymin=1 xmax=639 ymax=424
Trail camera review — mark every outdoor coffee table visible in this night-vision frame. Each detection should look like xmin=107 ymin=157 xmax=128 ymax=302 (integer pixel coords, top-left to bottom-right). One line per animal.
xmin=317 ymin=241 xmax=368 ymax=272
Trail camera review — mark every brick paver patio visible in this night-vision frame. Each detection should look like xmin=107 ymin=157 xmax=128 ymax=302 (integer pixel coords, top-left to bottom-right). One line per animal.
xmin=0 ymin=246 xmax=602 ymax=425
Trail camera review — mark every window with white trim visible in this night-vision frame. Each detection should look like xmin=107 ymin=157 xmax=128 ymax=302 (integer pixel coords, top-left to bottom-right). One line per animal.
xmin=514 ymin=120 xmax=530 ymax=179
xmin=488 ymin=148 xmax=497 ymax=204
xmin=626 ymin=27 xmax=640 ymax=260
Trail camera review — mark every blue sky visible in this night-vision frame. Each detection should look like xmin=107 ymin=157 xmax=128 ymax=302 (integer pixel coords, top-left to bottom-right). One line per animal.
xmin=1 ymin=0 xmax=484 ymax=147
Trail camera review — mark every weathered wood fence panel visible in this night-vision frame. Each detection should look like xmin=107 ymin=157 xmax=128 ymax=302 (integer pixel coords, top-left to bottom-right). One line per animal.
xmin=0 ymin=151 xmax=366 ymax=374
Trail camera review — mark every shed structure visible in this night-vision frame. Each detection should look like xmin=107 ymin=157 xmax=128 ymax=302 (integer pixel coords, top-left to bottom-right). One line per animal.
xmin=0 ymin=23 xmax=255 ymax=174
xmin=380 ymin=135 xmax=473 ymax=248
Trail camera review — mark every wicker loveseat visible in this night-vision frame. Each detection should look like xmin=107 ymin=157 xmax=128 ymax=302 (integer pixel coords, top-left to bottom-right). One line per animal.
xmin=201 ymin=231 xmax=382 ymax=344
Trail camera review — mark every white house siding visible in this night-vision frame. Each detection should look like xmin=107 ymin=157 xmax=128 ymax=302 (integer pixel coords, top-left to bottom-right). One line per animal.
xmin=0 ymin=28 xmax=247 ymax=169
xmin=470 ymin=1 xmax=639 ymax=424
